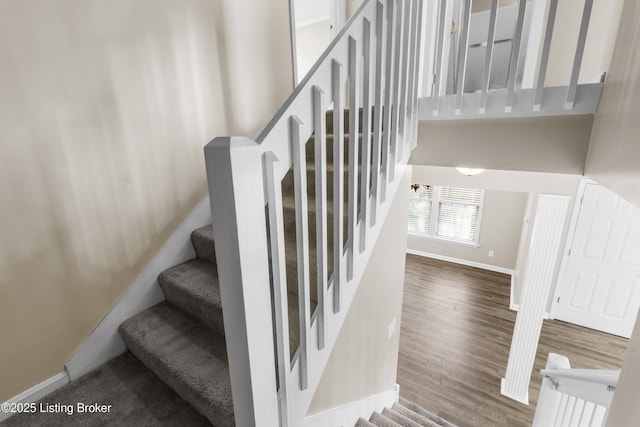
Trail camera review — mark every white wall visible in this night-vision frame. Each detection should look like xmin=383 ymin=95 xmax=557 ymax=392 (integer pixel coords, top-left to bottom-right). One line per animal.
xmin=408 ymin=190 xmax=527 ymax=271
xmin=295 ymin=0 xmax=330 ymax=27
xmin=0 ymin=0 xmax=292 ymax=402
xmin=307 ymin=169 xmax=410 ymax=414
xmin=296 ymin=20 xmax=331 ymax=82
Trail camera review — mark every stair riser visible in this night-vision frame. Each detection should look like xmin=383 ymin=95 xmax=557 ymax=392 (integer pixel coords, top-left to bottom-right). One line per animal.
xmin=191 ymin=228 xmax=216 ymax=265
xmin=159 ymin=280 xmax=225 ymax=338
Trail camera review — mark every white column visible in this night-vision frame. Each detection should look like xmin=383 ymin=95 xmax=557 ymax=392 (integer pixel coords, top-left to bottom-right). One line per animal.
xmin=501 ymin=194 xmax=570 ymax=404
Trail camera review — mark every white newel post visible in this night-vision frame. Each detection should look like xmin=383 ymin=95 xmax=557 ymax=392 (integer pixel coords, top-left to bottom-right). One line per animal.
xmin=501 ymin=194 xmax=570 ymax=404
xmin=204 ymin=137 xmax=279 ymax=427
xmin=532 ymin=353 xmax=571 ymax=427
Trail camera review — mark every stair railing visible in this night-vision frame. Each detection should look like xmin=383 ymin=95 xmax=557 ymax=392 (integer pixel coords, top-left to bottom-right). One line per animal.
xmin=423 ymin=0 xmax=603 ymax=119
xmin=533 ymin=353 xmax=619 ymax=427
xmin=204 ymin=0 xmax=424 ymax=425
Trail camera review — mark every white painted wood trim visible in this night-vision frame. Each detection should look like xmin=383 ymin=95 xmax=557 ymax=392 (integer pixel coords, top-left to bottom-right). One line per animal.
xmin=296 ymin=15 xmax=332 ymax=29
xmin=303 ymin=386 xmax=399 ymax=427
xmin=0 ymin=372 xmax=69 ymax=422
xmin=501 ymin=194 xmax=570 ymax=405
xmin=406 ymin=248 xmax=515 ymax=276
xmin=65 ymin=196 xmax=212 ymax=380
xmin=549 ymin=178 xmax=597 ymax=320
xmin=510 ymin=303 xmax=550 ymax=320
xmin=205 ymin=137 xmax=279 ymax=426
xmin=419 ymin=83 xmax=604 ymax=120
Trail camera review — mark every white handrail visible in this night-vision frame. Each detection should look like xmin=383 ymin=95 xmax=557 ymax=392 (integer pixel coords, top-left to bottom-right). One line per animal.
xmin=541 ymin=368 xmax=620 ymax=389
xmin=533 ymin=353 xmax=619 ymax=427
xmin=204 ymin=0 xmax=424 ymax=425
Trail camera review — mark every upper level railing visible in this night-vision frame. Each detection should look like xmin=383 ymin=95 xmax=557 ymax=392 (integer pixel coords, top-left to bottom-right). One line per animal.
xmin=204 ymin=0 xmax=423 ymax=425
xmin=533 ymin=353 xmax=620 ymax=427
xmin=419 ymin=0 xmax=604 ymax=119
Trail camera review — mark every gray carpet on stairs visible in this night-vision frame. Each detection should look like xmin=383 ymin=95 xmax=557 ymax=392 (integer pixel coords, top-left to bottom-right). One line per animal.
xmin=399 ymin=398 xmax=458 ymax=427
xmin=5 ymin=110 xmax=383 ymax=427
xmin=360 ymin=400 xmax=458 ymax=427
xmin=3 ymin=353 xmax=210 ymax=427
xmin=119 ymin=302 xmax=233 ymax=427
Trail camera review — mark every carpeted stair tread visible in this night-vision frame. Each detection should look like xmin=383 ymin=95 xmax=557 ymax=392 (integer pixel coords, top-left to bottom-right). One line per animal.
xmin=370 ymin=411 xmax=402 ymax=427
xmin=382 ymin=407 xmax=424 ymax=427
xmin=355 ymin=417 xmax=377 ymax=427
xmin=119 ymin=302 xmax=233 ymax=426
xmin=391 ymin=404 xmax=441 ymax=427
xmin=3 ymin=353 xmax=210 ymax=427
xmin=398 ymin=398 xmax=458 ymax=427
xmin=158 ymin=258 xmax=224 ymax=336
xmin=191 ymin=225 xmax=216 ymax=265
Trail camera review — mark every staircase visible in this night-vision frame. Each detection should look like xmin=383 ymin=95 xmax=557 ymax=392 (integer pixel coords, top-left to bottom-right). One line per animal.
xmin=356 ymin=398 xmax=458 ymax=427
xmin=50 ymin=0 xmax=420 ymax=425
xmin=117 ymin=109 xmax=351 ymax=425
xmin=119 ymin=225 xmax=233 ymax=425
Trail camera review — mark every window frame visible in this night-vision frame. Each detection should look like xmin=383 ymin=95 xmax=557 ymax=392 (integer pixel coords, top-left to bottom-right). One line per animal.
xmin=408 ymin=184 xmax=485 ymax=247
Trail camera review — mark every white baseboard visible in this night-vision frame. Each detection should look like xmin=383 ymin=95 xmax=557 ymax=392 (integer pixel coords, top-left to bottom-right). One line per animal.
xmin=0 ymin=372 xmax=69 ymax=422
xmin=500 ymin=377 xmax=529 ymax=405
xmin=303 ymin=386 xmax=400 ymax=427
xmin=510 ymin=303 xmax=550 ymax=320
xmin=406 ymin=249 xmax=515 ymax=275
xmin=65 ymin=196 xmax=212 ymax=380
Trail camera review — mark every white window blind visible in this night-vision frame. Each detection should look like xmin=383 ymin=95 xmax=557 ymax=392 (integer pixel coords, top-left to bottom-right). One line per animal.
xmin=408 ymin=184 xmax=484 ymax=245
xmin=408 ymin=185 xmax=433 ymax=235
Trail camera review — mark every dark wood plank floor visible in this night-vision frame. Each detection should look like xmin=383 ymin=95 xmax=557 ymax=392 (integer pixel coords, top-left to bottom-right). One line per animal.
xmin=397 ymin=255 xmax=629 ymax=427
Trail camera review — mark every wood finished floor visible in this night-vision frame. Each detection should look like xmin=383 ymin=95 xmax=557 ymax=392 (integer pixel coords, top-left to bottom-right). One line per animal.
xmin=397 ymin=255 xmax=629 ymax=427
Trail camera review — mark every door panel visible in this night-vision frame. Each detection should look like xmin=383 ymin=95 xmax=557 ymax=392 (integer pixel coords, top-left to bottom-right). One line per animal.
xmin=555 ymin=184 xmax=640 ymax=338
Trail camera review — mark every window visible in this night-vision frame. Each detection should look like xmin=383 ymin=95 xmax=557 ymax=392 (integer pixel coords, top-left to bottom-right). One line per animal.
xmin=408 ymin=184 xmax=484 ymax=245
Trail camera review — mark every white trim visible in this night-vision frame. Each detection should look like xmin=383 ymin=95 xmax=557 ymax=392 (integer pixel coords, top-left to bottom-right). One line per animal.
xmin=501 ymin=378 xmax=529 ymax=405
xmin=408 ymin=233 xmax=481 ymax=248
xmin=510 ymin=303 xmax=550 ymax=320
xmin=296 ymin=15 xmax=331 ymax=29
xmin=0 ymin=372 xmax=69 ymax=422
xmin=289 ymin=0 xmax=299 ymax=85
xmin=549 ymin=178 xmax=596 ymax=320
xmin=65 ymin=196 xmax=212 ymax=381
xmin=501 ymin=194 xmax=570 ymax=405
xmin=303 ymin=386 xmax=399 ymax=427
xmin=406 ymin=248 xmax=515 ymax=275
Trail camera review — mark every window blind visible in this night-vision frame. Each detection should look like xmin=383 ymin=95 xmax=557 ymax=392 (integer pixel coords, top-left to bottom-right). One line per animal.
xmin=408 ymin=184 xmax=484 ymax=244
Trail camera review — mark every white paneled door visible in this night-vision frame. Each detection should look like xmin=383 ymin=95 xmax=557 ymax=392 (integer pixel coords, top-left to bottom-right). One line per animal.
xmin=554 ymin=184 xmax=640 ymax=338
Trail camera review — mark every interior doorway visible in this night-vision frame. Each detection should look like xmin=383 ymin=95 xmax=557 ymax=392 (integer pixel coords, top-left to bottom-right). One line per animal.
xmin=289 ymin=0 xmax=347 ymax=84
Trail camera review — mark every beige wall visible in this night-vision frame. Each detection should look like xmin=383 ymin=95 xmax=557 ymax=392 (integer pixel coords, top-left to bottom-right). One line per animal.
xmin=0 ymin=0 xmax=292 ymax=402
xmin=585 ymin=2 xmax=640 ymax=207
xmin=308 ymin=168 xmax=410 ymax=414
xmin=591 ymin=1 xmax=640 ymax=425
xmin=411 ymin=115 xmax=593 ymax=174
xmin=408 ymin=190 xmax=528 ymax=271
xmin=545 ymin=0 xmax=624 ymax=86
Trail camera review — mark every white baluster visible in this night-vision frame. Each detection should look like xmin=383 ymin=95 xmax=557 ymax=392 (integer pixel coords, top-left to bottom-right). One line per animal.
xmin=312 ymin=86 xmax=328 ymax=350
xmin=263 ymin=151 xmax=291 ymax=427
xmin=290 ymin=116 xmax=311 ymax=390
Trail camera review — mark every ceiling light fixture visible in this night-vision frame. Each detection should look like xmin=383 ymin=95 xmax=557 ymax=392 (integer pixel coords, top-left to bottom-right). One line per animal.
xmin=456 ymin=167 xmax=485 ymax=176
